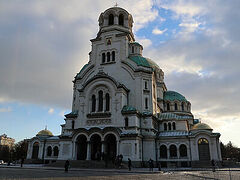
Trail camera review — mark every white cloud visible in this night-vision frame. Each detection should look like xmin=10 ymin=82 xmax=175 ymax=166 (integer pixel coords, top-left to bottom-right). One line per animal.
xmin=48 ymin=108 xmax=54 ymax=114
xmin=152 ymin=28 xmax=167 ymax=35
xmin=0 ymin=107 xmax=12 ymax=113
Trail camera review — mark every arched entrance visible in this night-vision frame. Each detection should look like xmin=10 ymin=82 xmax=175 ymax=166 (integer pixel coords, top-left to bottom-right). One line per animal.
xmin=90 ymin=134 xmax=102 ymax=160
xmin=198 ymin=138 xmax=210 ymax=160
xmin=105 ymin=134 xmax=117 ymax=160
xmin=76 ymin=135 xmax=87 ymax=160
xmin=32 ymin=142 xmax=39 ymax=159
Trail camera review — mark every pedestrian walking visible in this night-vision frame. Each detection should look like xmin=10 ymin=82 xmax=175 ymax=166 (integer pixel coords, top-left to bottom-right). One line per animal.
xmin=128 ymin=158 xmax=132 ymax=171
xmin=20 ymin=157 xmax=24 ymax=167
xmin=148 ymin=158 xmax=154 ymax=171
xmin=211 ymin=159 xmax=215 ymax=172
xmin=64 ymin=160 xmax=70 ymax=172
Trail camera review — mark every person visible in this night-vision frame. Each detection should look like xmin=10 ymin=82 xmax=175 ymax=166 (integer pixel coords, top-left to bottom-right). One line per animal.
xmin=119 ymin=154 xmax=123 ymax=168
xmin=148 ymin=158 xmax=154 ymax=171
xmin=64 ymin=160 xmax=70 ymax=172
xmin=128 ymin=158 xmax=132 ymax=171
xmin=20 ymin=157 xmax=24 ymax=167
xmin=158 ymin=162 xmax=161 ymax=171
xmin=211 ymin=159 xmax=215 ymax=172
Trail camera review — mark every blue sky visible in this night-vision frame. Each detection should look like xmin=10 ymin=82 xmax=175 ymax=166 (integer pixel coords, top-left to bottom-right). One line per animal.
xmin=1 ymin=0 xmax=240 ymax=147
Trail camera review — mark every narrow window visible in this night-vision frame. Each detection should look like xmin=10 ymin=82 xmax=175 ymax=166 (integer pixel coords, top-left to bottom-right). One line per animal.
xmin=92 ymin=95 xmax=96 ymax=112
xmin=102 ymin=53 xmax=105 ymax=63
xmin=108 ymin=14 xmax=114 ymax=25
xmin=175 ymin=103 xmax=178 ymax=111
xmin=72 ymin=120 xmax=75 ymax=129
xmin=172 ymin=122 xmax=176 ymax=130
xmin=164 ymin=123 xmax=167 ymax=131
xmin=167 ymin=103 xmax=170 ymax=111
xmin=160 ymin=145 xmax=167 ymax=158
xmin=112 ymin=51 xmax=115 ymax=61
xmin=47 ymin=146 xmax=52 ymax=156
xmin=168 ymin=122 xmax=171 ymax=130
xmin=181 ymin=102 xmax=184 ymax=111
xmin=125 ymin=117 xmax=129 ymax=127
xmin=98 ymin=91 xmax=103 ymax=112
xmin=119 ymin=14 xmax=124 ymax=26
xmin=53 ymin=146 xmax=59 ymax=157
xmin=179 ymin=144 xmax=187 ymax=157
xmin=107 ymin=52 xmax=110 ymax=62
xmin=132 ymin=46 xmax=134 ymax=53
xmin=105 ymin=93 xmax=110 ymax=111
xmin=145 ymin=81 xmax=148 ymax=89
xmin=145 ymin=98 xmax=148 ymax=109
xmin=170 ymin=145 xmax=177 ymax=157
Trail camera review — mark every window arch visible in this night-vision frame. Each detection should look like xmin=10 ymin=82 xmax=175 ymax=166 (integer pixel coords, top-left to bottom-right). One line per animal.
xmin=198 ymin=138 xmax=210 ymax=160
xmin=112 ymin=51 xmax=115 ymax=61
xmin=169 ymin=145 xmax=177 ymax=157
xmin=181 ymin=102 xmax=185 ymax=111
xmin=179 ymin=144 xmax=187 ymax=157
xmin=108 ymin=14 xmax=114 ymax=25
xmin=168 ymin=122 xmax=171 ymax=130
xmin=164 ymin=123 xmax=167 ymax=131
xmin=174 ymin=103 xmax=178 ymax=110
xmin=167 ymin=103 xmax=170 ymax=111
xmin=119 ymin=14 xmax=124 ymax=26
xmin=172 ymin=122 xmax=176 ymax=130
xmin=102 ymin=53 xmax=105 ymax=63
xmin=105 ymin=93 xmax=110 ymax=111
xmin=53 ymin=146 xmax=59 ymax=157
xmin=98 ymin=91 xmax=103 ymax=112
xmin=107 ymin=52 xmax=110 ymax=62
xmin=47 ymin=146 xmax=52 ymax=156
xmin=125 ymin=117 xmax=129 ymax=127
xmin=92 ymin=95 xmax=96 ymax=112
xmin=160 ymin=145 xmax=167 ymax=158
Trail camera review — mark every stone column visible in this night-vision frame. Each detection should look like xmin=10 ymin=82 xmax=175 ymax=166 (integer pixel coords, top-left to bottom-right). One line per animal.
xmin=86 ymin=141 xmax=91 ymax=160
xmin=101 ymin=141 xmax=105 ymax=154
xmin=117 ymin=140 xmax=120 ymax=155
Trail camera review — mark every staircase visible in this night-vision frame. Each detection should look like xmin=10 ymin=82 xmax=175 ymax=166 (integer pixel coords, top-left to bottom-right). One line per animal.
xmin=46 ymin=160 xmax=127 ymax=169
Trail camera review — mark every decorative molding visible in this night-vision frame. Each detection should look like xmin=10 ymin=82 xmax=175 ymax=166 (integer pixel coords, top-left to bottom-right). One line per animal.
xmin=86 ymin=119 xmax=111 ymax=126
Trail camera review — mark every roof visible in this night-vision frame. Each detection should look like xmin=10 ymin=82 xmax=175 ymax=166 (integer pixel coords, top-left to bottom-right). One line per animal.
xmin=164 ymin=91 xmax=187 ymax=102
xmin=128 ymin=56 xmax=160 ymax=70
xmin=130 ymin=42 xmax=142 ymax=47
xmin=121 ymin=105 xmax=137 ymax=113
xmin=36 ymin=129 xmax=53 ymax=137
xmin=158 ymin=131 xmax=190 ymax=137
xmin=192 ymin=123 xmax=212 ymax=130
xmin=158 ymin=112 xmax=192 ymax=120
xmin=65 ymin=110 xmax=78 ymax=118
xmin=76 ymin=63 xmax=89 ymax=78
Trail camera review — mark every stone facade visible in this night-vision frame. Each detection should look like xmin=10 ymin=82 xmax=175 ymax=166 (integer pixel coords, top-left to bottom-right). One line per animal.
xmin=0 ymin=134 xmax=15 ymax=147
xmin=26 ymin=6 xmax=222 ymax=168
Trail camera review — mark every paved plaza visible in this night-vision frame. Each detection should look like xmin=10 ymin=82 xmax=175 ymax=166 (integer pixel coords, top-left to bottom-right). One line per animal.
xmin=0 ymin=166 xmax=240 ymax=180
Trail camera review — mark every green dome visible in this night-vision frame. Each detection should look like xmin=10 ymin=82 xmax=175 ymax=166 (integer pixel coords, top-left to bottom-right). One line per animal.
xmin=164 ymin=91 xmax=187 ymax=102
xmin=128 ymin=56 xmax=160 ymax=70
xmin=36 ymin=129 xmax=53 ymax=137
xmin=192 ymin=123 xmax=212 ymax=130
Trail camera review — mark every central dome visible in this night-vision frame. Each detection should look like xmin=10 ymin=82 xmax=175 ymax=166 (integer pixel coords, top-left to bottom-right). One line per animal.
xmin=164 ymin=91 xmax=187 ymax=102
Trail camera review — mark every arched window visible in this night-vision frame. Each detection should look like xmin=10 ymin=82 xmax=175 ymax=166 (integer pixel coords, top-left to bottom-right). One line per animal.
xmin=179 ymin=144 xmax=187 ymax=157
xmin=169 ymin=145 xmax=177 ymax=157
xmin=167 ymin=103 xmax=170 ymax=111
xmin=102 ymin=53 xmax=105 ymax=63
xmin=112 ymin=51 xmax=115 ymax=61
xmin=53 ymin=146 xmax=59 ymax=156
xmin=172 ymin=122 xmax=176 ymax=130
xmin=47 ymin=146 xmax=52 ymax=156
xmin=175 ymin=103 xmax=178 ymax=110
xmin=145 ymin=98 xmax=148 ymax=109
xmin=125 ymin=117 xmax=129 ymax=127
xmin=107 ymin=52 xmax=110 ymax=62
xmin=32 ymin=142 xmax=39 ymax=159
xmin=181 ymin=102 xmax=184 ymax=111
xmin=119 ymin=14 xmax=124 ymax=26
xmin=160 ymin=145 xmax=167 ymax=158
xmin=92 ymin=95 xmax=96 ymax=112
xmin=98 ymin=91 xmax=103 ymax=112
xmin=105 ymin=93 xmax=110 ymax=111
xmin=108 ymin=14 xmax=114 ymax=25
xmin=72 ymin=120 xmax=75 ymax=129
xmin=164 ymin=123 xmax=167 ymax=131
xmin=168 ymin=122 xmax=171 ymax=130
xmin=132 ymin=46 xmax=134 ymax=53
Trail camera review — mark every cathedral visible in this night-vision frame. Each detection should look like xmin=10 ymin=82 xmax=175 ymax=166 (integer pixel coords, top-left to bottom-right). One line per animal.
xmin=26 ymin=6 xmax=222 ymax=168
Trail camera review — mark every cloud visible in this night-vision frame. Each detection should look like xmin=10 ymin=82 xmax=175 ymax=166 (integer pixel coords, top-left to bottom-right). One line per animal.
xmin=48 ymin=108 xmax=54 ymax=114
xmin=0 ymin=107 xmax=12 ymax=113
xmin=152 ymin=28 xmax=167 ymax=35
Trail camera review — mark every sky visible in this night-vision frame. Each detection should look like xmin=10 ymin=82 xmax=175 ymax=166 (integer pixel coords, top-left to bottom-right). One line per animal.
xmin=0 ymin=0 xmax=240 ymax=147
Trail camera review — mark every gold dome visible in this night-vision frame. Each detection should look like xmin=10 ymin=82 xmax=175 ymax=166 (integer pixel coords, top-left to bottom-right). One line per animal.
xmin=36 ymin=129 xmax=53 ymax=136
xmin=192 ymin=123 xmax=212 ymax=130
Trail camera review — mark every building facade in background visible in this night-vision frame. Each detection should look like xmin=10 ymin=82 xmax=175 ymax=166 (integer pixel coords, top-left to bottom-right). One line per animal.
xmin=26 ymin=7 xmax=222 ymax=167
xmin=0 ymin=134 xmax=15 ymax=148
